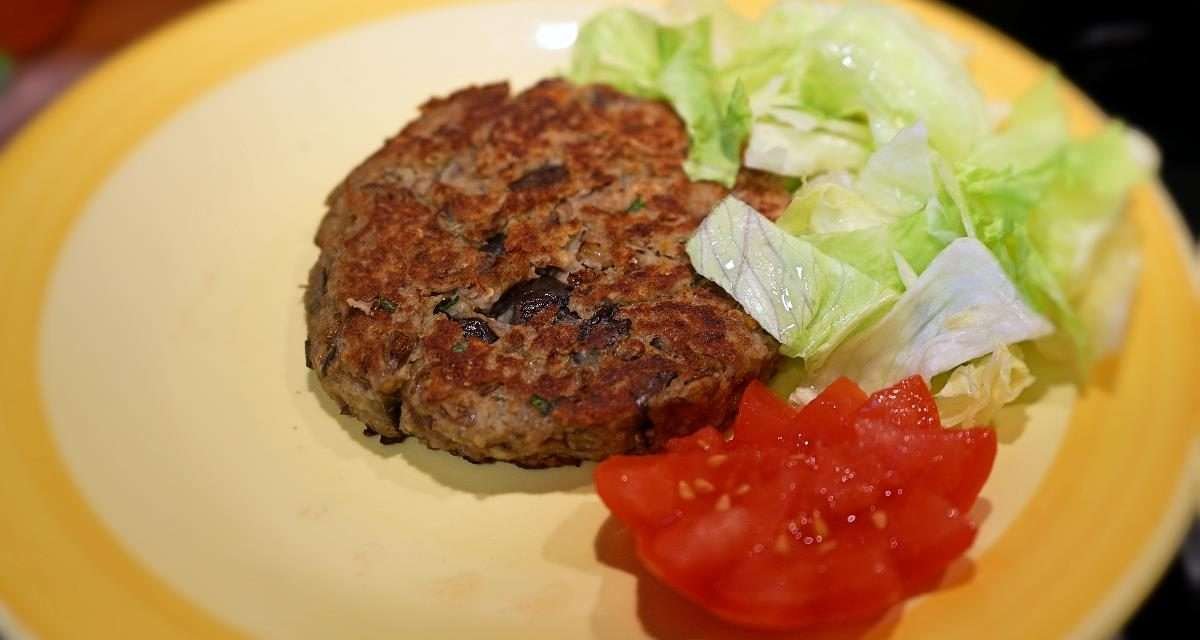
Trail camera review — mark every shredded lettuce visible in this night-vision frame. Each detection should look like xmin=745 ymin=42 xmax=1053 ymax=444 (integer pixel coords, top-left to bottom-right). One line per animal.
xmin=568 ymin=9 xmax=750 ymax=186
xmin=743 ymin=118 xmax=870 ymax=178
xmin=667 ymin=0 xmax=827 ymax=71
xmin=958 ymin=75 xmax=1150 ymax=365
xmin=1030 ymin=125 xmax=1149 ymax=297
xmin=777 ymin=125 xmax=964 ymax=292
xmin=741 ymin=77 xmax=873 ymax=177
xmin=957 ymin=163 xmax=1084 ymax=361
xmin=715 ymin=0 xmax=989 ymax=171
xmin=567 ymin=8 xmax=665 ymax=96
xmin=778 ymin=124 xmax=936 ymax=234
xmin=960 ymin=123 xmax=1149 ymax=365
xmin=574 ymin=2 xmax=1151 ymax=416
xmin=969 ymin=73 xmax=1069 ymax=172
xmin=777 ymin=176 xmax=888 ymax=235
xmin=852 ymin=123 xmax=939 ymax=217
xmin=797 ymin=2 xmax=989 ymax=160
xmin=935 ymin=345 xmax=1036 ymax=426
xmin=710 ymin=2 xmax=836 ymax=96
xmin=572 ymin=1 xmax=990 ymax=184
xmin=794 ymin=238 xmax=1054 ymax=395
xmin=686 ymin=196 xmax=895 ymax=364
xmin=1074 ymin=215 xmax=1143 ymax=359
xmin=804 ymin=206 xmax=963 ymax=293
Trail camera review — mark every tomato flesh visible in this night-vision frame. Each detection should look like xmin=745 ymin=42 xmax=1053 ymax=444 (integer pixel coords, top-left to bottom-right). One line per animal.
xmin=594 ymin=376 xmax=997 ymax=630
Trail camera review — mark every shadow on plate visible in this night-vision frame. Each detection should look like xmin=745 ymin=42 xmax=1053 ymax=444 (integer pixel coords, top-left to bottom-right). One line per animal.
xmin=992 ymin=402 xmax=1032 ymax=444
xmin=305 ymin=371 xmax=592 ymax=496
xmin=1087 ymin=351 xmax=1125 ymax=393
xmin=992 ymin=341 xmax=1128 ymax=445
xmin=969 ymin=497 xmax=994 ymax=529
xmin=1018 ymin=341 xmax=1128 ymax=404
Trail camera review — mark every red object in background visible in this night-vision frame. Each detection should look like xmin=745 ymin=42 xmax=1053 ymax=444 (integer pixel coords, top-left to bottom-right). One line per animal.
xmin=594 ymin=377 xmax=997 ymax=630
xmin=0 ymin=0 xmax=78 ymax=55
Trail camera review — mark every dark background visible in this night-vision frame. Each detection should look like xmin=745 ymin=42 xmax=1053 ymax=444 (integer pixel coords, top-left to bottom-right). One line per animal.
xmin=0 ymin=0 xmax=1196 ymax=635
xmin=948 ymin=0 xmax=1198 ymax=233
xmin=946 ymin=1 xmax=1200 ymax=634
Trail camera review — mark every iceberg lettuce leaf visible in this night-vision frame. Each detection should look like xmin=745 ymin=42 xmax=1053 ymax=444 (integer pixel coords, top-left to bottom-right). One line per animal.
xmin=777 ymin=124 xmax=938 ymax=235
xmin=935 ymin=345 xmax=1036 ymax=426
xmin=799 ymin=2 xmax=989 ymax=160
xmin=566 ymin=8 xmax=664 ymax=97
xmin=805 ymin=203 xmax=965 ymax=292
xmin=1074 ymin=215 xmax=1143 ymax=359
xmin=569 ymin=9 xmax=750 ymax=186
xmin=686 ymin=196 xmax=896 ymax=364
xmin=969 ymin=73 xmax=1069 ymax=172
xmin=1030 ymin=125 xmax=1149 ymax=296
xmin=777 ymin=125 xmax=965 ymax=291
xmin=798 ymin=238 xmax=1054 ymax=394
xmin=573 ymin=5 xmax=1151 ymax=382
xmin=743 ymin=121 xmax=870 ymax=178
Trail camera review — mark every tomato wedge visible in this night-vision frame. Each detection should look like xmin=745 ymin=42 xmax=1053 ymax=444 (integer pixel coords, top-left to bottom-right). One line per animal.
xmin=594 ymin=376 xmax=997 ymax=630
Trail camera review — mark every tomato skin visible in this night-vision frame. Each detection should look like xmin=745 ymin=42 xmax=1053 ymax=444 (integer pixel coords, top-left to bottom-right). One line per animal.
xmin=794 ymin=376 xmax=869 ymax=446
xmin=593 ymin=375 xmax=998 ymax=630
xmin=856 ymin=375 xmax=942 ymax=431
xmin=885 ymin=492 xmax=978 ymax=591
xmin=730 ymin=380 xmax=797 ymax=448
xmin=854 ymin=416 xmax=998 ymax=512
xmin=731 ymin=377 xmax=870 ymax=449
xmin=712 ymin=540 xmax=903 ymax=630
xmin=663 ymin=426 xmax=726 ymax=454
xmin=645 ymin=505 xmax=757 ymax=582
xmin=938 ymin=427 xmax=997 ymax=510
xmin=593 ymin=454 xmax=683 ymax=528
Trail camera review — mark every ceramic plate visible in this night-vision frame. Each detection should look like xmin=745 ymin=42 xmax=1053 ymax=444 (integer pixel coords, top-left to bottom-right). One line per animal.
xmin=1 ymin=1 xmax=1197 ymax=638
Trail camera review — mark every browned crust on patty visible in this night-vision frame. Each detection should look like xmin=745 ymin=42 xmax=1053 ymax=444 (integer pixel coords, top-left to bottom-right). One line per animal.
xmin=305 ymin=79 xmax=789 ymax=467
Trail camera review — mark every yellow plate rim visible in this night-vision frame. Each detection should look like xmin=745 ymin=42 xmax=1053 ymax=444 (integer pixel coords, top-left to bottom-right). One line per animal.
xmin=0 ymin=0 xmax=1196 ymax=638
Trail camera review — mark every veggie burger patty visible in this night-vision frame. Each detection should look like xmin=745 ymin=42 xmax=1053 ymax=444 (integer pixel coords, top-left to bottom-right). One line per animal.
xmin=305 ymin=79 xmax=789 ymax=467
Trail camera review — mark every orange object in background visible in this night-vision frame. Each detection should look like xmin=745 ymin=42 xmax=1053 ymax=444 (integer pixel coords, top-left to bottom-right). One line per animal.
xmin=0 ymin=0 xmax=78 ymax=55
